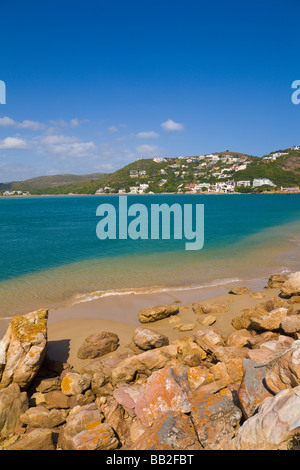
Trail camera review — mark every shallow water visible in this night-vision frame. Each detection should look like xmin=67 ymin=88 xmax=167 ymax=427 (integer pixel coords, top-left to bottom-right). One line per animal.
xmin=0 ymin=193 xmax=299 ymax=317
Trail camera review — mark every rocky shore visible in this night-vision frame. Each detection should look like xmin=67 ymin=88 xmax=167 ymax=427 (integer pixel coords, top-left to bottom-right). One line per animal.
xmin=1 ymin=271 xmax=300 ymax=450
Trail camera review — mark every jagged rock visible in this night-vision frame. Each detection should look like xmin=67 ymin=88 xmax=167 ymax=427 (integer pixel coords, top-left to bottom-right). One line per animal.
xmin=238 ymin=358 xmax=272 ymax=419
xmin=97 ymin=396 xmax=130 ymax=445
xmin=249 ymin=308 xmax=288 ymax=331
xmin=132 ymin=327 xmax=169 ymax=350
xmin=131 ymin=411 xmax=202 ymax=450
xmin=264 ymin=339 xmax=300 ymax=394
xmin=231 ymin=299 xmax=284 ymax=331
xmin=187 ymin=366 xmax=214 ymax=390
xmin=77 ymin=332 xmax=119 ymax=359
xmin=228 ymin=287 xmax=249 ymax=295
xmin=280 ymin=315 xmax=300 ymax=334
xmin=44 ymin=390 xmax=70 ymax=409
xmin=249 ymin=292 xmax=266 ymax=299
xmin=225 ymin=329 xmax=252 ymax=348
xmin=212 ymin=345 xmax=249 ymax=363
xmin=267 ymin=274 xmax=288 ymax=289
xmin=70 ymin=423 xmax=119 ymax=450
xmin=6 ymin=428 xmax=55 ymax=450
xmin=233 ymin=386 xmax=300 ymax=450
xmin=197 ymin=314 xmax=216 ymax=326
xmin=135 ymin=367 xmax=192 ymax=427
xmin=281 ymin=272 xmax=300 ymax=297
xmin=193 ymin=329 xmax=225 ymax=354
xmin=111 ymin=344 xmax=178 ymax=384
xmin=190 ymin=389 xmax=242 ymax=449
xmin=192 ymin=302 xmax=228 ymax=315
xmin=113 ymin=383 xmax=145 ymax=417
xmin=138 ymin=304 xmax=179 ymax=323
xmin=0 ymin=383 xmax=28 ymax=438
xmin=68 ymin=390 xmax=96 ymax=408
xmin=0 ymin=309 xmax=48 ymax=390
xmin=58 ymin=403 xmax=104 ymax=450
xmin=61 ymin=371 xmax=91 ymax=396
xmin=20 ymin=406 xmax=68 ymax=428
xmin=34 ymin=376 xmax=61 ymax=393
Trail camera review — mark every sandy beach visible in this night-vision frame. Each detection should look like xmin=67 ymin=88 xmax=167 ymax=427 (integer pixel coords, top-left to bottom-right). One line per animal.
xmin=29 ymin=276 xmax=279 ymax=371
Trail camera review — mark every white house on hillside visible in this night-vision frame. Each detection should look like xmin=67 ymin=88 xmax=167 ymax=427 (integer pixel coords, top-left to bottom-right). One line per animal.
xmin=253 ymin=178 xmax=276 ymax=188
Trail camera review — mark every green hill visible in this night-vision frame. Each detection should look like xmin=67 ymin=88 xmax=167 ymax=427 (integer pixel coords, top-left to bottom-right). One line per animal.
xmin=2 ymin=147 xmax=300 ymax=195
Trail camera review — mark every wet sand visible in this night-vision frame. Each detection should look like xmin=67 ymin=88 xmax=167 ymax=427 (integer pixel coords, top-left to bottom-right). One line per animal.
xmin=39 ymin=277 xmax=281 ymax=371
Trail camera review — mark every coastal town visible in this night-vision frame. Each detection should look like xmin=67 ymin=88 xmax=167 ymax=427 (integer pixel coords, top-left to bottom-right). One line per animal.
xmin=1 ymin=147 xmax=300 ymax=196
xmin=95 ymin=147 xmax=300 ymax=195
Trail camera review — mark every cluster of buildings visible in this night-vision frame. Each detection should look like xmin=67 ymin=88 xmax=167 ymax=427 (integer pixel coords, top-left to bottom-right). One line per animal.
xmin=2 ymin=190 xmax=30 ymax=196
xmin=184 ymin=178 xmax=276 ymax=193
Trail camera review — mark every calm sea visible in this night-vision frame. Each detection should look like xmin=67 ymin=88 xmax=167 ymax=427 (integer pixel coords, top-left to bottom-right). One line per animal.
xmin=0 ymin=193 xmax=300 ymax=317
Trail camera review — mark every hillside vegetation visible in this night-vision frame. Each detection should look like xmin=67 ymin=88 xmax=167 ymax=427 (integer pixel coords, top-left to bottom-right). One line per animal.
xmin=2 ymin=147 xmax=300 ymax=195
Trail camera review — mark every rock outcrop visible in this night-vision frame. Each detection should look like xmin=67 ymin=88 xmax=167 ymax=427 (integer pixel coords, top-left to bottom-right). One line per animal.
xmin=2 ymin=274 xmax=300 ymax=451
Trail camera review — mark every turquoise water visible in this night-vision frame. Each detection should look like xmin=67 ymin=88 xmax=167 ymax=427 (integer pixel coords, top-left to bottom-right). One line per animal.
xmin=0 ymin=194 xmax=300 ymax=316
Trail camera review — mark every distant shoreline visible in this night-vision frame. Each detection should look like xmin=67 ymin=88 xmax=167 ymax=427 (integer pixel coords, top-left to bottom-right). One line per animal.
xmin=1 ymin=190 xmax=300 ymax=198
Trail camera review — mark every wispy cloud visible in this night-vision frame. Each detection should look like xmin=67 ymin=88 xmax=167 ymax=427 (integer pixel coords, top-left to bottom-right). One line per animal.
xmin=0 ymin=116 xmax=46 ymax=131
xmin=136 ymin=131 xmax=159 ymax=139
xmin=136 ymin=144 xmax=163 ymax=157
xmin=38 ymin=134 xmax=96 ymax=158
xmin=161 ymin=119 xmax=184 ymax=131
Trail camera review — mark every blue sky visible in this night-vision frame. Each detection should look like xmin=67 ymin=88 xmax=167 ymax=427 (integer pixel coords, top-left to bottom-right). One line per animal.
xmin=0 ymin=0 xmax=300 ymax=181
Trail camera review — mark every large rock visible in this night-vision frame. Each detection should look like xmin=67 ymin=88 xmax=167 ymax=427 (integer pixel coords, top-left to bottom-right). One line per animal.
xmin=238 ymin=358 xmax=272 ymax=419
xmin=0 ymin=309 xmax=48 ymax=390
xmin=58 ymin=403 xmax=104 ymax=450
xmin=61 ymin=371 xmax=91 ymax=396
xmin=132 ymin=327 xmax=169 ymax=351
xmin=281 ymin=272 xmax=300 ymax=297
xmin=70 ymin=423 xmax=119 ymax=450
xmin=138 ymin=304 xmax=179 ymax=323
xmin=77 ymin=332 xmax=119 ymax=360
xmin=280 ymin=315 xmax=300 ymax=334
xmin=249 ymin=308 xmax=288 ymax=332
xmin=20 ymin=406 xmax=68 ymax=428
xmin=264 ymin=339 xmax=300 ymax=394
xmin=97 ymin=396 xmax=130 ymax=445
xmin=192 ymin=302 xmax=228 ymax=315
xmin=0 ymin=383 xmax=28 ymax=438
xmin=6 ymin=428 xmax=55 ymax=450
xmin=111 ymin=344 xmax=178 ymax=384
xmin=190 ymin=389 xmax=242 ymax=449
xmin=193 ymin=329 xmax=225 ymax=354
xmin=135 ymin=367 xmax=192 ymax=427
xmin=268 ymin=273 xmax=288 ymax=289
xmin=113 ymin=384 xmax=145 ymax=417
xmin=233 ymin=386 xmax=300 ymax=450
xmin=228 ymin=287 xmax=249 ymax=295
xmin=131 ymin=411 xmax=202 ymax=450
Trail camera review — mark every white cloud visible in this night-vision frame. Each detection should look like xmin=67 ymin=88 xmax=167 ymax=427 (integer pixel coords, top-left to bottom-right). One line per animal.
xmin=0 ymin=137 xmax=30 ymax=150
xmin=38 ymin=134 xmax=96 ymax=158
xmin=161 ymin=119 xmax=184 ymax=131
xmin=0 ymin=116 xmax=46 ymax=131
xmin=40 ymin=135 xmax=80 ymax=145
xmin=48 ymin=118 xmax=88 ymax=129
xmin=136 ymin=131 xmax=159 ymax=139
xmin=108 ymin=126 xmax=119 ymax=133
xmin=0 ymin=116 xmax=16 ymax=127
xmin=17 ymin=120 xmax=46 ymax=131
xmin=136 ymin=144 xmax=163 ymax=158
